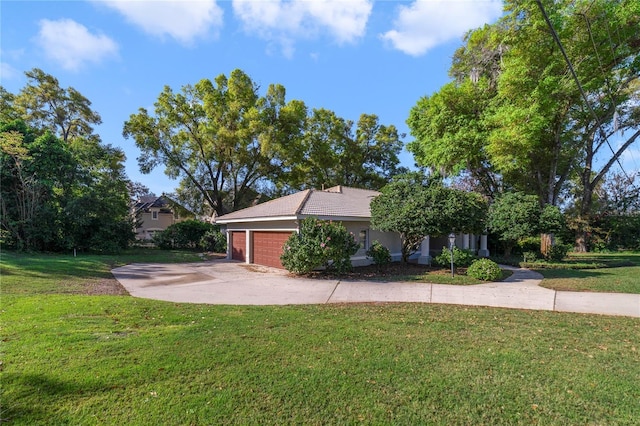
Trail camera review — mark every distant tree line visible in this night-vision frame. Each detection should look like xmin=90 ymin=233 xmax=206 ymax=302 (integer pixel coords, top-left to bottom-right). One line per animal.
xmin=5 ymin=0 xmax=639 ymax=258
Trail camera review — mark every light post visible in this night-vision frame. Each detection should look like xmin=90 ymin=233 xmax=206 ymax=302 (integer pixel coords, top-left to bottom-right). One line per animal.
xmin=448 ymin=233 xmax=456 ymax=278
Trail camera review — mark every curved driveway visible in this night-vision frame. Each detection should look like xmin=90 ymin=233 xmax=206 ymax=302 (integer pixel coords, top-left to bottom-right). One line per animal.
xmin=112 ymin=260 xmax=640 ymax=317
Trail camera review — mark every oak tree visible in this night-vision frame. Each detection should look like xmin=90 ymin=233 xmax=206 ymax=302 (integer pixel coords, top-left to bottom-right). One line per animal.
xmin=123 ymin=69 xmax=307 ymax=217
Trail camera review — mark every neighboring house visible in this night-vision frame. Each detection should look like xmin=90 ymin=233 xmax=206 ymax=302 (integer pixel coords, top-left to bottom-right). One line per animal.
xmin=133 ymin=195 xmax=192 ymax=241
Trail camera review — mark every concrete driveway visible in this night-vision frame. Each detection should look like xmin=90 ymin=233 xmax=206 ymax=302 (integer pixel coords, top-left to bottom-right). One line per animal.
xmin=112 ymin=259 xmax=640 ymax=317
xmin=112 ymin=260 xmax=338 ymax=305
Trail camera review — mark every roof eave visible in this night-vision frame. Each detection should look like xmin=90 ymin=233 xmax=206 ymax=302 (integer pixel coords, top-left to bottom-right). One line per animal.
xmin=297 ymin=214 xmax=371 ymax=222
xmin=215 ymin=215 xmax=299 ymax=224
xmin=216 ymin=214 xmax=371 ymax=225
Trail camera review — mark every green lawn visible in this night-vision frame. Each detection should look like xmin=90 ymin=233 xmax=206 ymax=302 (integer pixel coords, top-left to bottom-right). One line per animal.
xmin=0 ymin=249 xmax=207 ymax=294
xmin=537 ymin=252 xmax=640 ymax=294
xmin=2 ymin=251 xmax=640 ymax=424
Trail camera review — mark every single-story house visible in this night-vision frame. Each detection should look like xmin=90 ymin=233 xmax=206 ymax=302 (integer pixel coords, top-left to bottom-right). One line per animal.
xmin=132 ymin=195 xmax=193 ymax=240
xmin=215 ymin=185 xmax=489 ymax=269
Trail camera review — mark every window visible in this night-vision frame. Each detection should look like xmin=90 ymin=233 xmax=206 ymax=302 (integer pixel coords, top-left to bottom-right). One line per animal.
xmin=359 ymin=229 xmax=368 ymax=250
xmin=152 ymin=210 xmax=158 ymax=220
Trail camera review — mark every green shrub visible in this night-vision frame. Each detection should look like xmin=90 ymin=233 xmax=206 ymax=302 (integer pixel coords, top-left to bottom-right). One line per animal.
xmin=523 ymin=251 xmax=540 ymax=263
xmin=280 ymin=217 xmax=360 ymax=275
xmin=434 ymin=246 xmax=477 ymax=267
xmin=518 ymin=236 xmax=541 ymax=253
xmin=153 ymin=220 xmax=218 ymax=250
xmin=366 ymin=241 xmax=392 ymax=266
xmin=595 ymin=215 xmax=640 ymax=251
xmin=467 ymin=258 xmax=502 ymax=281
xmin=544 ymin=243 xmax=571 ymax=262
xmin=200 ymin=230 xmax=227 ymax=253
xmin=152 ymin=230 xmax=175 ymax=250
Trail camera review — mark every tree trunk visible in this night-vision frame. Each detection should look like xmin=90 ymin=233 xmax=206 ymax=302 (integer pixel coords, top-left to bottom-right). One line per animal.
xmin=575 ymin=233 xmax=587 ymax=253
xmin=540 ymin=233 xmax=554 ymax=257
xmin=575 ymin=184 xmax=593 ymax=253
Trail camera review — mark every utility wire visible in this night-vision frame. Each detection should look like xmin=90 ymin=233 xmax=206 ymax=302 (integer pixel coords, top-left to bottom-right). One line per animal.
xmin=534 ymin=0 xmax=633 ymax=183
xmin=581 ymin=8 xmax=640 ymax=174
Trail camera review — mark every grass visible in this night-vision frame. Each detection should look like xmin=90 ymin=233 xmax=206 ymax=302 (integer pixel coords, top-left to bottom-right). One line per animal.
xmin=536 ymin=252 xmax=640 ymax=294
xmin=2 ymin=250 xmax=640 ymax=424
xmin=0 ymin=249 xmax=210 ymax=295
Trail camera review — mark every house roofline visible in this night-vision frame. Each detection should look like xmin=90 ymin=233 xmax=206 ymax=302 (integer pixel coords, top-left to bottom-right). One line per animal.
xmin=216 ymin=215 xmax=299 ymax=224
xmin=301 ymin=215 xmax=371 ymax=222
xmin=216 ymin=214 xmax=371 ymax=225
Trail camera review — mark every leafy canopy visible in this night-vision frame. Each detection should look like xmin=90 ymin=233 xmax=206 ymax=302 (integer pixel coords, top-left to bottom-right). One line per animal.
xmin=370 ymin=172 xmax=487 ymax=262
xmin=488 ymin=192 xmax=563 ymax=256
xmin=408 ymin=0 xmax=640 ymax=218
xmin=124 ymin=69 xmax=405 ymax=218
xmin=2 ymin=69 xmax=135 ymax=252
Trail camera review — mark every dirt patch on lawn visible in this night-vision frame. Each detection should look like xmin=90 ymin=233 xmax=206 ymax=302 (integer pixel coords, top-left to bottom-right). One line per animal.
xmin=84 ymin=277 xmax=130 ymax=296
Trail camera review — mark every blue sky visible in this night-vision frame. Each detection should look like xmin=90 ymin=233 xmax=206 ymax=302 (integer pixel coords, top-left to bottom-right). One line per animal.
xmin=13 ymin=0 xmax=630 ymax=196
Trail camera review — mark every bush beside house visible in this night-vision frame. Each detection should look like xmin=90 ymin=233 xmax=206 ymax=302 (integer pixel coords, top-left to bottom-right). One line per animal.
xmin=280 ymin=218 xmax=360 ymax=275
xmin=433 ymin=247 xmax=477 ymax=268
xmin=366 ymin=241 xmax=392 ymax=267
xmin=153 ymin=220 xmax=224 ymax=251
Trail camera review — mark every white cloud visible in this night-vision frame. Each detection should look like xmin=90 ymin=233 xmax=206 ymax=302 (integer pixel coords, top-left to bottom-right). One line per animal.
xmin=381 ymin=0 xmax=503 ymax=56
xmin=1 ymin=61 xmax=20 ymax=81
xmin=232 ymin=0 xmax=373 ymax=56
xmin=99 ymin=0 xmax=223 ymax=44
xmin=36 ymin=19 xmax=119 ymax=71
xmin=1 ymin=49 xmax=24 ymax=81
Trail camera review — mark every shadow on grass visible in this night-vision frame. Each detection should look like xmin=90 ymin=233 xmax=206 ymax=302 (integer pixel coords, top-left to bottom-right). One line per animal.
xmin=1 ymin=373 xmax=109 ymax=423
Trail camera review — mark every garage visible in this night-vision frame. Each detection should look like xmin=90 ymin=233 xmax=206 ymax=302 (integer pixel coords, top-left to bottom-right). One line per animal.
xmin=216 ymin=186 xmax=394 ymax=270
xmin=231 ymin=231 xmax=246 ymax=262
xmin=252 ymin=231 xmax=293 ymax=269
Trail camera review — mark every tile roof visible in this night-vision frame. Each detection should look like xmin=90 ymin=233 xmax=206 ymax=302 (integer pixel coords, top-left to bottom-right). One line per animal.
xmin=215 ymin=186 xmax=380 ymax=223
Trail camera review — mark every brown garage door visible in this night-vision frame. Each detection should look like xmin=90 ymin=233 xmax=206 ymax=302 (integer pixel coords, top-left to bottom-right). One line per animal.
xmin=231 ymin=231 xmax=246 ymax=262
xmin=252 ymin=231 xmax=293 ymax=269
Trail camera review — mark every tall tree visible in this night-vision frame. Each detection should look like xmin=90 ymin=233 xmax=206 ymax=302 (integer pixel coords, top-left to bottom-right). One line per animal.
xmin=123 ymin=69 xmax=307 ymax=217
xmin=1 ymin=121 xmax=73 ymax=250
xmin=597 ymin=171 xmax=640 ymax=215
xmin=407 ymin=78 xmax=499 ymax=197
xmin=408 ymin=0 xmax=640 ymax=251
xmin=13 ymin=68 xmax=102 ymax=143
xmin=286 ymin=109 xmax=405 ymax=191
xmin=2 ymin=70 xmax=135 ymax=252
xmin=0 ymin=87 xmax=19 ymax=123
